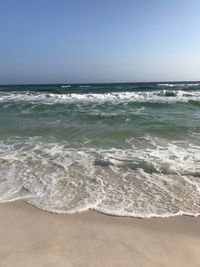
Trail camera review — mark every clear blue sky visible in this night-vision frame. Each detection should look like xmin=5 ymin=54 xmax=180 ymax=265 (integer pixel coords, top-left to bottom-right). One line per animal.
xmin=0 ymin=0 xmax=200 ymax=84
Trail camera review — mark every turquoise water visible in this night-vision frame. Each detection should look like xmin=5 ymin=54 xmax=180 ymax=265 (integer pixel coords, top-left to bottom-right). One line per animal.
xmin=0 ymin=82 xmax=200 ymax=217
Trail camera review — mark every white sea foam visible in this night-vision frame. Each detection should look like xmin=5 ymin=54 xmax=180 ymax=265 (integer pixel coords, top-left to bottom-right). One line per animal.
xmin=158 ymin=83 xmax=176 ymax=87
xmin=158 ymin=83 xmax=200 ymax=87
xmin=0 ymin=136 xmax=200 ymax=218
xmin=0 ymin=90 xmax=200 ymax=105
xmin=61 ymin=85 xmax=71 ymax=88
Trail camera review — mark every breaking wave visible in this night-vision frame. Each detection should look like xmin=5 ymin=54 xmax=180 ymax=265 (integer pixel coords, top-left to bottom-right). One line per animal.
xmin=0 ymin=89 xmax=200 ymax=104
xmin=158 ymin=83 xmax=200 ymax=87
xmin=61 ymin=85 xmax=71 ymax=88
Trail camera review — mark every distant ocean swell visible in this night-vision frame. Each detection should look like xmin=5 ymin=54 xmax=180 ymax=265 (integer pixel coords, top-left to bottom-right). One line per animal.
xmin=0 ymin=82 xmax=200 ymax=218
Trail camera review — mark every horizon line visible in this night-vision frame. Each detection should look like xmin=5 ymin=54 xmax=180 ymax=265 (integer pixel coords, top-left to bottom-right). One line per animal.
xmin=0 ymin=80 xmax=200 ymax=86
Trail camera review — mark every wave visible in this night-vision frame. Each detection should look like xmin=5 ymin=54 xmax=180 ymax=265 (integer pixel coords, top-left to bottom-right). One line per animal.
xmin=158 ymin=83 xmax=200 ymax=87
xmin=61 ymin=85 xmax=71 ymax=88
xmin=78 ymin=85 xmax=91 ymax=88
xmin=0 ymin=90 xmax=200 ymax=105
xmin=161 ymin=90 xmax=178 ymax=97
xmin=158 ymin=83 xmax=176 ymax=87
xmin=1 ymin=136 xmax=200 ymax=218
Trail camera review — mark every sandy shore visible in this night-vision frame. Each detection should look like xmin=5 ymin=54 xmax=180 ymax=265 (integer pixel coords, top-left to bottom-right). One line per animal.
xmin=0 ymin=202 xmax=200 ymax=267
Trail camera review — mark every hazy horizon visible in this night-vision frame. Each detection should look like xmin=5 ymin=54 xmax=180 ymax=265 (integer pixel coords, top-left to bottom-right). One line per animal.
xmin=1 ymin=79 xmax=200 ymax=86
xmin=1 ymin=0 xmax=200 ymax=84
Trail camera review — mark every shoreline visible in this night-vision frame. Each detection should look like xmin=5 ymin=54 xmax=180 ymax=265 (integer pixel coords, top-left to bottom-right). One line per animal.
xmin=20 ymin=200 xmax=200 ymax=219
xmin=0 ymin=201 xmax=200 ymax=267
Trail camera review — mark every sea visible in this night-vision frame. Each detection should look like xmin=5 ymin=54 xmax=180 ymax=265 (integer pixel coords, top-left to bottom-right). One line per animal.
xmin=0 ymin=82 xmax=200 ymax=218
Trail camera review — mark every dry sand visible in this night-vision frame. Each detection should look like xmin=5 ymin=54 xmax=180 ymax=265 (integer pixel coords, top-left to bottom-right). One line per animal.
xmin=0 ymin=201 xmax=200 ymax=267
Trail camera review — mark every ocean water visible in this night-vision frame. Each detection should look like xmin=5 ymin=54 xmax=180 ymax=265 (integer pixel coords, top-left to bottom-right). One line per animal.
xmin=0 ymin=82 xmax=200 ymax=218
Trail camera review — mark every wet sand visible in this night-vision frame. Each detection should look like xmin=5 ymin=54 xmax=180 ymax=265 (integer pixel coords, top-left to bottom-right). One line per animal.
xmin=0 ymin=201 xmax=200 ymax=267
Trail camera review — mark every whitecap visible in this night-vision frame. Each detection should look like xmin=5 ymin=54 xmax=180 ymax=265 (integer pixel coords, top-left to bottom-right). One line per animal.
xmin=61 ymin=85 xmax=71 ymax=88
xmin=0 ymin=90 xmax=200 ymax=105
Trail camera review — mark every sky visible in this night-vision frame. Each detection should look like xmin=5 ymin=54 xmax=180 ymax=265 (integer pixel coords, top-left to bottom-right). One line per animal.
xmin=0 ymin=0 xmax=200 ymax=84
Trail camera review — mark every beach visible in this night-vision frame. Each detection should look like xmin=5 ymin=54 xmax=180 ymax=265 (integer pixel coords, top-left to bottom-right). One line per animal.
xmin=1 ymin=0 xmax=200 ymax=265
xmin=0 ymin=201 xmax=200 ymax=267
xmin=1 ymin=83 xmax=200 ymax=266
